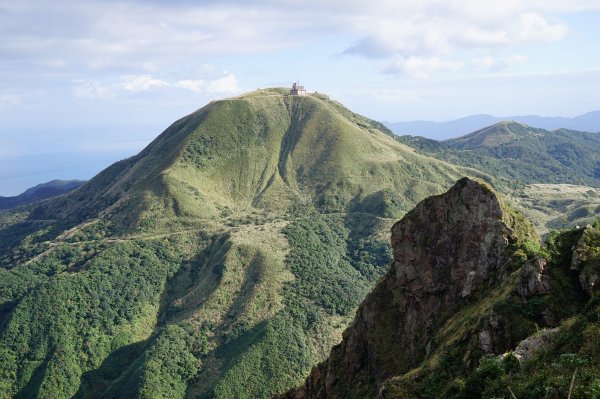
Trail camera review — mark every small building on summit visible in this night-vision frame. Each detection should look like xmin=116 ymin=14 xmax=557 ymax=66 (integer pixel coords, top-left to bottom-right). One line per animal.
xmin=290 ymin=82 xmax=306 ymax=96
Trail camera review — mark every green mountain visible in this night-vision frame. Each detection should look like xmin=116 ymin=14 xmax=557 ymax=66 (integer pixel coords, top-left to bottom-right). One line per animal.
xmin=281 ymin=178 xmax=600 ymax=399
xmin=0 ymin=89 xmax=486 ymax=399
xmin=0 ymin=180 xmax=85 ymax=210
xmin=399 ymin=121 xmax=600 ymax=187
xmin=397 ymin=121 xmax=600 ymax=231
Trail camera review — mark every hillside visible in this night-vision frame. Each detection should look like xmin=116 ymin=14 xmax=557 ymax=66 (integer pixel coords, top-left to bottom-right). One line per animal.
xmin=0 ymin=89 xmax=486 ymax=399
xmin=397 ymin=122 xmax=600 ymax=231
xmin=400 ymin=121 xmax=600 ymax=187
xmin=0 ymin=180 xmax=85 ymax=210
xmin=280 ymin=178 xmax=600 ymax=399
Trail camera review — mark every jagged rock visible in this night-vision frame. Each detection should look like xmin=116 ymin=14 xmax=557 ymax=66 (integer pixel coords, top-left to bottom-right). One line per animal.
xmin=506 ymin=327 xmax=560 ymax=364
xmin=461 ymin=271 xmax=477 ymax=297
xmin=571 ymin=224 xmax=600 ymax=296
xmin=278 ymin=177 xmax=537 ymax=399
xmin=518 ymin=257 xmax=550 ymax=297
xmin=479 ymin=330 xmax=493 ymax=354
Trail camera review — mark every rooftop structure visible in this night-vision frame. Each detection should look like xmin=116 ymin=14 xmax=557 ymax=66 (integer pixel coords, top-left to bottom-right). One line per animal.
xmin=290 ymin=82 xmax=306 ymax=96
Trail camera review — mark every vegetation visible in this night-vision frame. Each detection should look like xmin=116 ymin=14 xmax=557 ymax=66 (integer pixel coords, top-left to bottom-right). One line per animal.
xmin=398 ymin=122 xmax=600 ymax=188
xmin=0 ymin=239 xmax=190 ymax=398
xmin=0 ymin=90 xmax=598 ymax=399
xmin=0 ymin=90 xmax=416 ymax=398
xmin=199 ymin=213 xmax=392 ymax=398
xmin=0 ymin=180 xmax=85 ymax=210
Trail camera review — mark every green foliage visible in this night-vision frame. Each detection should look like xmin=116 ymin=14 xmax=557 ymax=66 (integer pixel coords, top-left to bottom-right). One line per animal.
xmin=5 ymin=90 xmax=581 ymax=399
xmin=212 ymin=316 xmax=311 ymax=399
xmin=0 ymin=239 xmax=184 ymax=398
xmin=64 ymin=220 xmax=115 ymax=242
xmin=574 ymin=225 xmax=600 ymax=290
xmin=205 ymin=213 xmax=392 ymax=399
xmin=283 ymin=213 xmax=390 ymax=317
xmin=461 ymin=356 xmax=519 ymax=399
xmin=398 ymin=124 xmax=600 ymax=188
xmin=135 ymin=324 xmax=206 ymax=399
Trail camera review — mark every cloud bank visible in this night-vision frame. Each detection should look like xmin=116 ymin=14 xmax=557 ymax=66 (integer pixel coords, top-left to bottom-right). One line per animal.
xmin=2 ymin=0 xmax=597 ymax=83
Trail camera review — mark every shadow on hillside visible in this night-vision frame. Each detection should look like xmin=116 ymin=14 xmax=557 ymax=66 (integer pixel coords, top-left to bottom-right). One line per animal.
xmin=74 ymin=339 xmax=149 ymax=399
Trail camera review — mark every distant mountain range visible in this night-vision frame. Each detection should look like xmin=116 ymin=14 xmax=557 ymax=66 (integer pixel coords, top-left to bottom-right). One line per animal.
xmin=398 ymin=121 xmax=600 ymax=188
xmin=384 ymin=110 xmax=600 ymax=140
xmin=0 ymin=179 xmax=85 ymax=210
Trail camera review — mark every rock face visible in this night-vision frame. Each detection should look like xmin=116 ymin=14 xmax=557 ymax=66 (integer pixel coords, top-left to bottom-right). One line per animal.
xmin=571 ymin=224 xmax=600 ymax=296
xmin=518 ymin=257 xmax=550 ymax=298
xmin=509 ymin=327 xmax=560 ymax=363
xmin=279 ymin=177 xmax=537 ymax=399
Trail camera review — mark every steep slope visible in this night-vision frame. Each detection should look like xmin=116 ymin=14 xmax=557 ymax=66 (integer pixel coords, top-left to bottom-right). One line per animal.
xmin=279 ymin=177 xmax=538 ymax=398
xmin=0 ymin=180 xmax=85 ymax=210
xmin=0 ymin=90 xmax=486 ymax=399
xmin=399 ymin=121 xmax=600 ymax=187
xmin=280 ymin=178 xmax=600 ymax=399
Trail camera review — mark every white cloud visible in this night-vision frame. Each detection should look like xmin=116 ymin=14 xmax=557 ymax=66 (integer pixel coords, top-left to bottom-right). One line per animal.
xmin=473 ymin=54 xmax=528 ymax=71
xmin=207 ymin=73 xmax=239 ymax=93
xmin=514 ymin=13 xmax=568 ymax=42
xmin=341 ymin=8 xmax=571 ymax=60
xmin=120 ymin=74 xmax=168 ymax=91
xmin=174 ymin=79 xmax=205 ymax=93
xmin=73 ymin=80 xmax=111 ymax=99
xmin=0 ymin=94 xmax=20 ymax=106
xmin=71 ymin=71 xmax=240 ymax=99
xmin=172 ymin=74 xmax=239 ymax=94
xmin=0 ymin=0 xmax=597 ymax=99
xmin=385 ymin=57 xmax=463 ymax=79
xmin=0 ymin=0 xmax=591 ymax=72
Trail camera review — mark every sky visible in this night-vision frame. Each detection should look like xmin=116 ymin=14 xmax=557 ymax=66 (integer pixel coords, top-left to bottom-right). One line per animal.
xmin=1 ymin=0 xmax=600 ymax=195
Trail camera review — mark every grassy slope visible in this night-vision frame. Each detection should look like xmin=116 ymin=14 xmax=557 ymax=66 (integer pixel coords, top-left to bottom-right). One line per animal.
xmin=0 ymin=89 xmax=486 ymax=398
xmin=400 ymin=122 xmax=600 ymax=188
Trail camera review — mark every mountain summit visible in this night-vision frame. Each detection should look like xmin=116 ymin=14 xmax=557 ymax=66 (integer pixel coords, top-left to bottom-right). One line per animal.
xmin=445 ymin=121 xmax=539 ymax=149
xmin=36 ymin=88 xmax=481 ymax=231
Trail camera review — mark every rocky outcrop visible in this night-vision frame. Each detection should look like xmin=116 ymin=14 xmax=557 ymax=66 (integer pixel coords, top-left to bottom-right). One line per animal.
xmin=506 ymin=327 xmax=560 ymax=364
xmin=571 ymin=224 xmax=600 ymax=296
xmin=518 ymin=257 xmax=550 ymax=298
xmin=279 ymin=177 xmax=538 ymax=399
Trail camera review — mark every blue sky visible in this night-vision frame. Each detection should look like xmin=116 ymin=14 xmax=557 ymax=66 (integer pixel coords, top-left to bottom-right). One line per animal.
xmin=1 ymin=0 xmax=599 ymax=195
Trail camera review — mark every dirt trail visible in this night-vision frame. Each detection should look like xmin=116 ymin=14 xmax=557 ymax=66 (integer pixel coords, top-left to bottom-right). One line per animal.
xmin=24 ymin=228 xmax=201 ymax=266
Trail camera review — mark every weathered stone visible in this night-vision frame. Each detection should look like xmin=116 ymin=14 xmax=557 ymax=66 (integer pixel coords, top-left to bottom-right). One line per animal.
xmin=462 ymin=271 xmax=477 ymax=298
xmin=571 ymin=224 xmax=600 ymax=296
xmin=518 ymin=257 xmax=550 ymax=298
xmin=507 ymin=327 xmax=560 ymax=363
xmin=479 ymin=330 xmax=493 ymax=354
